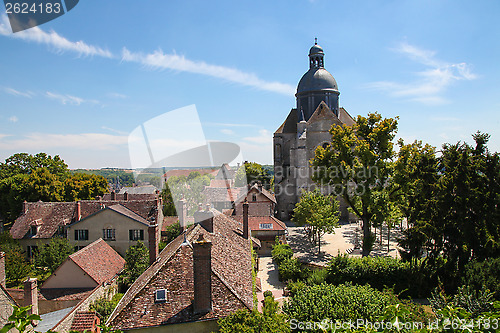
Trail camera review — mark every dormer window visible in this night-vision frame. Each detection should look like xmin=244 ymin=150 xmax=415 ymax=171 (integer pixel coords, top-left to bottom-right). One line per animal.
xmin=30 ymin=225 xmax=38 ymax=236
xmin=155 ymin=289 xmax=167 ymax=302
xmin=252 ymin=194 xmax=257 ymax=202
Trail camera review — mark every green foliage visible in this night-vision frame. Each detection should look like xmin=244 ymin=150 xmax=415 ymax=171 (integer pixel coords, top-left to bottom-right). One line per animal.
xmin=162 ymin=222 xmax=181 ymax=247
xmin=326 ymin=254 xmax=428 ymax=297
xmin=462 ymin=258 xmax=500 ymax=300
xmin=120 ymin=241 xmax=149 ymax=288
xmin=271 ymin=241 xmax=293 ymax=266
xmin=160 ymin=185 xmax=177 ymax=216
xmin=292 ymin=189 xmax=339 ymax=254
xmin=278 ymin=257 xmax=306 ymax=282
xmin=0 ymin=232 xmax=32 ymax=287
xmin=0 ymin=304 xmax=40 ymax=333
xmin=73 ymin=168 xmax=135 ymax=187
xmin=0 ymin=153 xmax=108 ymax=223
xmin=217 ymin=295 xmax=290 ymax=333
xmin=90 ymin=293 xmax=123 ymax=322
xmin=165 ymin=171 xmax=211 ymax=215
xmin=283 ymin=282 xmax=394 ymax=323
xmin=234 ymin=162 xmax=273 ymax=188
xmin=306 ymin=268 xmax=328 ymax=285
xmin=311 ymin=112 xmax=398 ymax=257
xmin=430 ymin=285 xmax=495 ymax=318
xmin=34 ymin=237 xmax=74 ymax=274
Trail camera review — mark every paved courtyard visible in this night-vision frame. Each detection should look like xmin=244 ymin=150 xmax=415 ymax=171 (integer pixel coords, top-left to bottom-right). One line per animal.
xmin=286 ymin=221 xmax=404 ymax=267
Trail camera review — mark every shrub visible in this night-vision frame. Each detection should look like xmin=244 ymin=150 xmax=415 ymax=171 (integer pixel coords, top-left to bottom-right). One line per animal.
xmin=306 ymin=268 xmax=328 ymax=285
xmin=326 ymin=254 xmax=420 ymax=297
xmin=462 ymin=258 xmax=500 ymax=300
xmin=430 ymin=284 xmax=495 ymax=318
xmin=278 ymin=257 xmax=305 ymax=282
xmin=271 ymin=242 xmax=293 ymax=266
xmin=90 ymin=293 xmax=123 ymax=322
xmin=286 ymin=280 xmax=306 ymax=297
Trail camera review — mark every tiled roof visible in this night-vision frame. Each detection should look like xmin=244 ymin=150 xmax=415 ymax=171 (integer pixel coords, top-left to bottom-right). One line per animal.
xmin=70 ymin=311 xmax=99 ymax=332
xmin=10 ymin=198 xmax=160 ymax=240
xmin=7 ymin=288 xmax=93 ymax=302
xmin=101 ymin=193 xmax=158 ymax=201
xmin=102 ymin=204 xmax=149 ymax=226
xmin=233 ymin=216 xmax=287 ymax=231
xmin=202 ymin=187 xmax=244 ymax=203
xmin=68 ymin=239 xmax=125 ymax=285
xmin=108 ymin=211 xmax=253 ymax=330
xmin=209 ymin=179 xmax=232 ymax=188
xmin=235 ymin=184 xmax=276 ymax=204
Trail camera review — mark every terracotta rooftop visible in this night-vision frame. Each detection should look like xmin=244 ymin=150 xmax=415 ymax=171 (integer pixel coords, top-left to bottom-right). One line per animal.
xmin=233 ymin=215 xmax=287 ymax=231
xmin=66 ymin=239 xmax=125 ymax=285
xmin=7 ymin=288 xmax=93 ymax=303
xmin=108 ymin=211 xmax=253 ymax=330
xmin=10 ymin=197 xmax=160 ymax=240
xmin=164 ymin=168 xmax=218 ymax=179
xmin=236 ymin=184 xmax=276 ymax=204
xmin=202 ymin=186 xmax=244 ymax=203
xmin=70 ymin=311 xmax=99 ymax=332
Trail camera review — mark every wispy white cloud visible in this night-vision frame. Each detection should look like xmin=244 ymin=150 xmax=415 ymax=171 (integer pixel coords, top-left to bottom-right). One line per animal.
xmin=366 ymin=42 xmax=477 ymax=105
xmin=46 ymin=91 xmax=99 ymax=106
xmin=121 ymin=48 xmax=295 ymax=96
xmin=102 ymin=126 xmax=128 ymax=135
xmin=0 ymin=132 xmax=128 ymax=150
xmin=2 ymin=87 xmax=34 ymax=98
xmin=0 ymin=14 xmax=113 ymax=58
xmin=220 ymin=129 xmax=235 ymax=136
xmin=8 ymin=116 xmax=18 ymax=123
xmin=242 ymin=129 xmax=273 ymax=145
xmin=107 ymin=92 xmax=128 ymax=99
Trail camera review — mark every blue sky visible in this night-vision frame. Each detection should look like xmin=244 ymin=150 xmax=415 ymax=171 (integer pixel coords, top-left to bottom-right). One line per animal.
xmin=1 ymin=0 xmax=499 ymax=169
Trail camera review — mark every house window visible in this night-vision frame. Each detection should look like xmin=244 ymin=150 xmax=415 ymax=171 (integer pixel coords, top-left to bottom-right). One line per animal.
xmin=74 ymin=229 xmax=89 ymax=241
xmin=27 ymin=245 xmax=38 ymax=258
xmin=129 ymin=229 xmax=144 ymax=241
xmin=74 ymin=246 xmax=86 ymax=251
xmin=29 ymin=225 xmax=38 ymax=236
xmin=155 ymin=289 xmax=167 ymax=302
xmin=260 ymin=223 xmax=273 ymax=229
xmin=57 ymin=225 xmax=66 ymax=236
xmin=252 ymin=194 xmax=257 ymax=202
xmin=103 ymin=229 xmax=116 ymax=241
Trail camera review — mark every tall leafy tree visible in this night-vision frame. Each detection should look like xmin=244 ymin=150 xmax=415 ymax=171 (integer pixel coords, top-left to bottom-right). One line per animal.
xmin=63 ymin=172 xmax=108 ymax=201
xmin=121 ymin=241 xmax=149 ymax=288
xmin=292 ymin=189 xmax=339 ymax=255
xmin=311 ymin=112 xmax=398 ymax=256
xmin=34 ymin=237 xmax=74 ymax=273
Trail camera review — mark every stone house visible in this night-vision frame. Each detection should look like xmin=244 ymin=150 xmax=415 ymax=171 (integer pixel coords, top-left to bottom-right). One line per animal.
xmin=107 ymin=208 xmax=254 ymax=333
xmin=234 ymin=183 xmax=276 ymax=216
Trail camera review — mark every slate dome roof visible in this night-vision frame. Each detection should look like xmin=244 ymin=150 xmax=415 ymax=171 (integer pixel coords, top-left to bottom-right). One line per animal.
xmin=309 ymin=43 xmax=324 ymax=56
xmin=297 ymin=67 xmax=338 ymax=94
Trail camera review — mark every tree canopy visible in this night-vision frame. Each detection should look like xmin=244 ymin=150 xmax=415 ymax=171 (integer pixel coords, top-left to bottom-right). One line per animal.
xmin=311 ymin=112 xmax=398 ymax=256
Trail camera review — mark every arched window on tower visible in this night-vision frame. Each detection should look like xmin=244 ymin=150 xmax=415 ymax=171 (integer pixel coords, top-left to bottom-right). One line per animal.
xmin=275 ymin=144 xmax=282 ymax=162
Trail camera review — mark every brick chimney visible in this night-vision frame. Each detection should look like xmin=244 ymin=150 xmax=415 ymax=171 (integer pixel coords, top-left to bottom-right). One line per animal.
xmin=0 ymin=252 xmax=5 ymax=289
xmin=111 ymin=191 xmax=116 ymax=200
xmin=243 ymin=199 xmax=249 ymax=239
xmin=193 ymin=234 xmax=212 ymax=314
xmin=124 ymin=191 xmax=128 ymax=200
xmin=258 ymin=181 xmax=263 ymax=192
xmin=194 ymin=204 xmax=214 ymax=233
xmin=177 ymin=199 xmax=188 ymax=232
xmin=148 ymin=220 xmax=158 ymax=265
xmin=23 ymin=278 xmax=38 ymax=317
xmin=76 ymin=201 xmax=81 ymax=221
xmin=23 ymin=201 xmax=28 ymax=214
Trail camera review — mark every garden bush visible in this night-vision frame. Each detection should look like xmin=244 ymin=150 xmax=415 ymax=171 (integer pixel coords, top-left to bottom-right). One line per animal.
xmin=271 ymin=241 xmax=293 ymax=265
xmin=462 ymin=257 xmax=500 ymax=300
xmin=278 ymin=257 xmax=306 ymax=282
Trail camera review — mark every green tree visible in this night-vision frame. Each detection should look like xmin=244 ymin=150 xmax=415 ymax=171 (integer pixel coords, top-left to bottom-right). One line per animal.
xmin=0 ymin=232 xmax=33 ymax=287
xmin=34 ymin=237 xmax=74 ymax=273
xmin=234 ymin=162 xmax=272 ymax=188
xmin=0 ymin=152 xmax=69 ymax=179
xmin=63 ymin=173 xmax=108 ymax=201
xmin=0 ymin=304 xmax=41 ymax=333
xmin=217 ymin=294 xmax=290 ymax=333
xmin=311 ymin=112 xmax=398 ymax=256
xmin=392 ymin=140 xmax=439 ymax=264
xmin=292 ymin=189 xmax=339 ymax=255
xmin=160 ymin=185 xmax=177 ymax=216
xmin=121 ymin=241 xmax=149 ymax=288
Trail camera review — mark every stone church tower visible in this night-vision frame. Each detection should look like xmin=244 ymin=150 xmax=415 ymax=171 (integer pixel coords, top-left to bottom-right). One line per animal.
xmin=273 ymin=41 xmax=355 ymax=221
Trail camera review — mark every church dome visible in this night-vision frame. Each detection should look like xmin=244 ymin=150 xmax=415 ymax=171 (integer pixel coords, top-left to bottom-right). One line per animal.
xmin=309 ymin=44 xmax=324 ymax=56
xmin=297 ymin=68 xmax=338 ymax=94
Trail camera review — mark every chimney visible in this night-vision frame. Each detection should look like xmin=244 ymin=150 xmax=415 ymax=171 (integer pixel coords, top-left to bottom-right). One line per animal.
xmin=0 ymin=252 xmax=5 ymax=289
xmin=243 ymin=199 xmax=249 ymax=239
xmin=23 ymin=201 xmax=28 ymax=214
xmin=193 ymin=234 xmax=212 ymax=314
xmin=148 ymin=220 xmax=158 ymax=265
xmin=23 ymin=278 xmax=38 ymax=317
xmin=194 ymin=204 xmax=214 ymax=233
xmin=111 ymin=191 xmax=116 ymax=200
xmin=124 ymin=192 xmax=128 ymax=201
xmin=258 ymin=182 xmax=263 ymax=192
xmin=178 ymin=199 xmax=188 ymax=232
xmin=76 ymin=201 xmax=81 ymax=221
